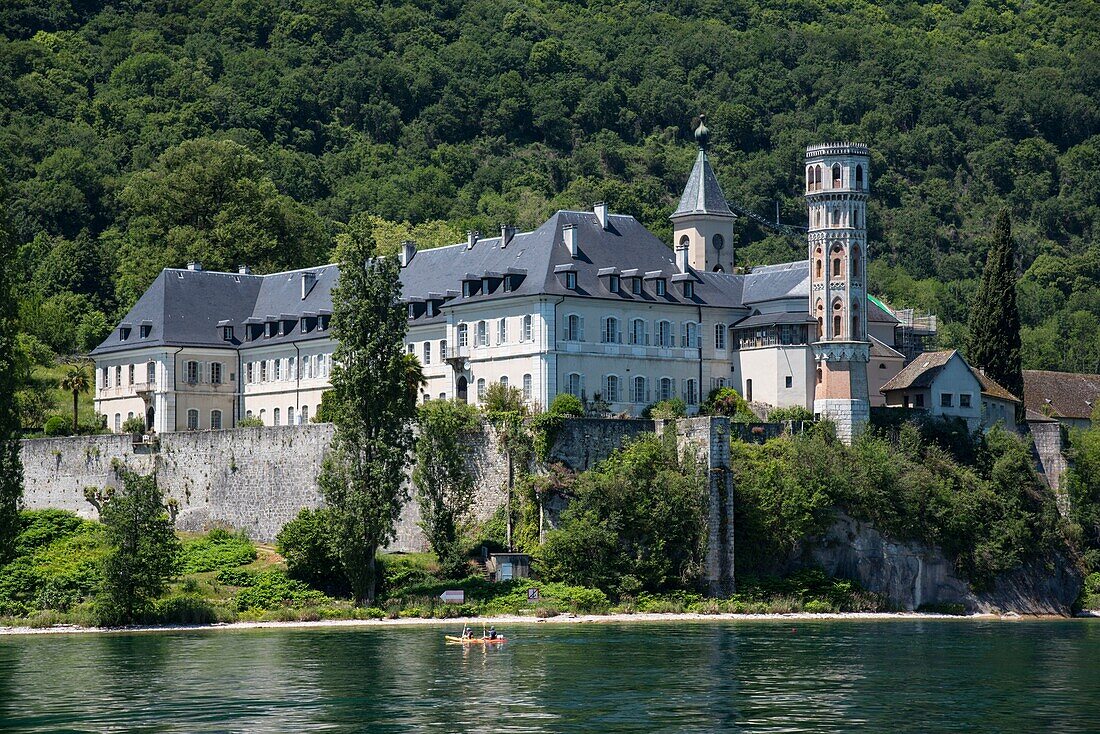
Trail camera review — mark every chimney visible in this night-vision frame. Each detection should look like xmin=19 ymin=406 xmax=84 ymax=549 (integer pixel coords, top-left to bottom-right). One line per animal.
xmin=399 ymin=240 xmax=417 ymax=267
xmin=594 ymin=201 xmax=608 ymax=230
xmin=465 ymin=230 xmax=480 ymax=250
xmin=187 ymin=261 xmax=202 ymax=271
xmin=301 ymin=271 xmax=317 ymax=300
xmin=500 ymin=224 xmax=516 ymax=249
xmin=675 ymin=240 xmax=689 ymax=273
xmin=563 ymin=224 xmax=578 ymax=258
xmin=238 ymin=264 xmax=251 ymax=275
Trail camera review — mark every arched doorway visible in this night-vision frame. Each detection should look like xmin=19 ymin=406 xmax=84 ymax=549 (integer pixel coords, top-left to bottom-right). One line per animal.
xmin=456 ymin=375 xmax=468 ymax=403
xmin=145 ymin=405 xmax=155 ymax=433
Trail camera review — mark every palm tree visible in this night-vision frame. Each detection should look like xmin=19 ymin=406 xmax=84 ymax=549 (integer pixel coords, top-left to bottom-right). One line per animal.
xmin=59 ymin=364 xmax=91 ymax=433
xmin=402 ymin=353 xmax=426 ymax=406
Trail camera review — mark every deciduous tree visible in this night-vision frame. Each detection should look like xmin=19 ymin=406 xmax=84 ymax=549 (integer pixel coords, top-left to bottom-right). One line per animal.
xmin=317 ymin=218 xmax=414 ymax=604
xmin=0 ymin=187 xmax=23 ymax=564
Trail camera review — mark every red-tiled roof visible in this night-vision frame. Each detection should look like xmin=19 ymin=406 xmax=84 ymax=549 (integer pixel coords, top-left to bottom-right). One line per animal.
xmin=1024 ymin=370 xmax=1100 ymax=420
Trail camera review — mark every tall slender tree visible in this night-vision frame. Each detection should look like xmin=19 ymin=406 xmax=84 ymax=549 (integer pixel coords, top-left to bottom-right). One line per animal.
xmin=317 ymin=219 xmax=415 ymax=604
xmin=59 ymin=364 xmax=91 ymax=433
xmin=0 ymin=185 xmax=23 ymax=564
xmin=967 ymin=208 xmax=1023 ymax=401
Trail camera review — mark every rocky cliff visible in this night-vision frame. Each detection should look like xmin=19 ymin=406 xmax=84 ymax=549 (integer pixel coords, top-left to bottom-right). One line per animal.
xmin=791 ymin=512 xmax=1082 ymax=615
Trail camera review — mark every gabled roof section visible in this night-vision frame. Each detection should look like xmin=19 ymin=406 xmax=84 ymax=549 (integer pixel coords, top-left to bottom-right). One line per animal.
xmin=671 ymin=149 xmax=734 ymax=219
xmin=92 ymin=269 xmax=263 ymax=355
xmin=880 ymin=350 xmax=957 ymax=392
xmin=1024 ymin=370 xmax=1100 ymax=419
xmin=974 ymin=370 xmax=1020 ymax=404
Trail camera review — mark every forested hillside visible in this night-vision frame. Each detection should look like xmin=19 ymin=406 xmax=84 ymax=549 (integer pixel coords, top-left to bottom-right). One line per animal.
xmin=2 ymin=0 xmax=1098 ymax=381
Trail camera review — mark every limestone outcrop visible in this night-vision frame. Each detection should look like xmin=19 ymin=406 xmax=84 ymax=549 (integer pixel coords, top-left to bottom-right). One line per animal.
xmin=792 ymin=511 xmax=1082 ymax=615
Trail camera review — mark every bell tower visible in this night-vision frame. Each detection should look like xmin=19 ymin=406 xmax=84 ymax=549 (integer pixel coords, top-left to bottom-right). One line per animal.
xmin=671 ymin=116 xmax=737 ymax=273
xmin=806 ymin=142 xmax=871 ymax=443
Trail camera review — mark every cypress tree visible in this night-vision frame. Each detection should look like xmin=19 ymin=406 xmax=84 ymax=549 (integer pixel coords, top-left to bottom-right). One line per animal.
xmin=318 ymin=218 xmax=415 ymax=604
xmin=967 ymin=208 xmax=1023 ymax=401
xmin=0 ymin=187 xmax=24 ymax=564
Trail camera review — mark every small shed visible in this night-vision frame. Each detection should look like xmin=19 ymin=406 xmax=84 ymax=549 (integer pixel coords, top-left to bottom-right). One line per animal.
xmin=486 ymin=553 xmax=532 ymax=582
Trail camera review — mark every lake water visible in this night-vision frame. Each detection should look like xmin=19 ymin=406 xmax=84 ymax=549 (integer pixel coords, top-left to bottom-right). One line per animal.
xmin=1 ymin=619 xmax=1098 ymax=732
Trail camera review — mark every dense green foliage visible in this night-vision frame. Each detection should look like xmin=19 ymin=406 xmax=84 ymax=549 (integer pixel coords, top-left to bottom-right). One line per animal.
xmin=700 ymin=387 xmax=755 ymax=421
xmin=967 ymin=209 xmax=1024 ymax=399
xmin=0 ymin=510 xmax=106 ymax=616
xmin=179 ymin=527 xmax=257 ymax=574
xmin=0 ymin=192 xmax=22 ymax=563
xmin=276 ymin=507 xmax=348 ymax=594
xmin=731 ymin=423 xmax=1064 ymax=586
xmin=317 ymin=218 xmax=415 ymax=603
xmin=1066 ymin=415 xmax=1100 ymax=570
xmin=97 ymin=469 xmax=182 ymax=624
xmin=538 ymin=433 xmax=707 ymax=594
xmin=413 ymin=399 xmax=480 ymax=577
xmin=1 ymin=0 xmax=1098 ymax=384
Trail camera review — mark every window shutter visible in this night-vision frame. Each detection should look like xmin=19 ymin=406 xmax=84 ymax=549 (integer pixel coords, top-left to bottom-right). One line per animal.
xmin=579 ymin=317 xmax=585 ymax=342
xmin=580 ymin=374 xmax=586 ymax=400
xmin=680 ymin=323 xmax=686 ymax=348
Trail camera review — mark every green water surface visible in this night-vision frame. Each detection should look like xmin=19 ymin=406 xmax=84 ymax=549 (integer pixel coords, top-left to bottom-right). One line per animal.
xmin=1 ymin=619 xmax=1098 ymax=732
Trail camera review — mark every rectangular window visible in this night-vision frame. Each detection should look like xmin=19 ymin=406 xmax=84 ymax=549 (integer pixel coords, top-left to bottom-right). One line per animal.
xmin=655 ymin=279 xmax=666 ymax=297
xmin=522 ymin=316 xmax=533 ymax=342
xmin=440 ymin=340 xmax=448 ymax=359
xmin=187 ymin=409 xmax=198 ymax=430
xmin=498 ymin=318 xmax=507 ymax=344
xmin=477 ymin=321 xmax=488 ymax=347
xmin=211 ymin=363 xmax=223 ymax=385
xmin=941 ymin=393 xmax=953 ymax=408
xmin=785 ymin=375 xmax=793 ymax=388
xmin=632 ymin=278 xmax=642 ymax=295
xmin=119 ymin=327 xmax=130 ymax=341
xmin=683 ymin=281 xmax=694 ymax=298
xmin=260 ymin=361 xmax=268 ymax=382
xmin=140 ymin=325 xmax=151 ymax=339
xmin=714 ymin=324 xmax=726 ymax=350
xmin=211 ymin=410 xmax=222 ymax=430
xmin=147 ymin=362 xmax=156 ymax=384
xmin=186 ymin=361 xmax=199 ymax=384
xmin=960 ymin=393 xmax=971 ymax=408
xmin=423 ymin=342 xmax=432 ymax=365
xmin=274 ymin=359 xmax=282 ymax=381
xmin=246 ymin=362 xmax=254 ymax=383
xmin=128 ymin=364 xmax=135 ymax=385
xmin=608 ymin=275 xmax=620 ymax=293
xmin=565 ymin=271 xmax=577 ymax=290
xmin=523 ymin=374 xmax=532 ymax=400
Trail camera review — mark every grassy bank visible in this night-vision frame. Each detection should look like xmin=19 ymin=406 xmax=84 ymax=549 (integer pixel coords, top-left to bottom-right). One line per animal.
xmin=0 ymin=510 xmax=890 ymax=630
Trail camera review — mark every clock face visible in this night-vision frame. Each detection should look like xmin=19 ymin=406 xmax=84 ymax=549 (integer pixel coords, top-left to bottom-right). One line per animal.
xmin=712 ymin=233 xmax=725 ymax=251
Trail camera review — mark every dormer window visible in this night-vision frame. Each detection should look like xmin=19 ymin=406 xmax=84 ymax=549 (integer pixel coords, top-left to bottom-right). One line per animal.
xmin=608 ymin=274 xmax=620 ymax=294
xmin=222 ymin=326 xmax=234 ymax=341
xmin=566 ymin=272 xmax=577 ymax=290
xmin=481 ymin=278 xmax=491 ymax=294
xmin=408 ymin=304 xmax=416 ymax=319
xmin=655 ymin=279 xmax=667 ymax=297
xmin=632 ymin=278 xmax=642 ymax=295
xmin=503 ymin=276 xmax=513 ymax=293
xmin=119 ymin=327 xmax=131 ymax=341
xmin=266 ymin=322 xmax=276 ymax=338
xmin=683 ymin=281 xmax=695 ymax=298
xmin=140 ymin=325 xmax=151 ymax=339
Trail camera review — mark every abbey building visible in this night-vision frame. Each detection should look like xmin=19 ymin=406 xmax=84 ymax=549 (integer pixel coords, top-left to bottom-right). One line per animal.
xmin=92 ymin=129 xmax=915 ymax=441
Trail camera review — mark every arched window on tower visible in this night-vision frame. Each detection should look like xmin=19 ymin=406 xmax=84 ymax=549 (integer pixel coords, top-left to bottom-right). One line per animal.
xmin=832 ymin=256 xmax=842 ymax=278
xmin=851 ymin=302 xmax=861 ymax=340
xmin=679 ymin=234 xmax=689 ymax=249
xmin=807 ymin=168 xmax=813 ymax=190
xmin=832 ymin=299 xmax=843 ymax=339
xmin=815 ymin=259 xmax=823 ymax=278
xmin=832 ymin=208 xmax=841 ymax=226
xmin=852 ymin=246 xmax=861 ymax=278
xmin=855 ymin=165 xmax=864 ymax=191
xmin=815 ymin=165 xmax=823 ymax=191
xmin=832 ymin=164 xmax=842 ymax=188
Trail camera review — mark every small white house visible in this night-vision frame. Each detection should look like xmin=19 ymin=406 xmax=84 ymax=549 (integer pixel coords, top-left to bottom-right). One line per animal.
xmin=880 ymin=350 xmax=1019 ymax=432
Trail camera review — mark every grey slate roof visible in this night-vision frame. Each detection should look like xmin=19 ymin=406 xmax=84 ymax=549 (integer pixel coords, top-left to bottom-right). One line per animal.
xmin=671 ymin=150 xmax=735 ymax=219
xmin=92 ymin=209 xmax=896 ymax=356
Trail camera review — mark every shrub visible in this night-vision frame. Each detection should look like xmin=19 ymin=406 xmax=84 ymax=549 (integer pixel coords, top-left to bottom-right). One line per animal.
xmin=151 ymin=594 xmax=220 ymax=625
xmin=276 ymin=508 xmax=348 ymax=594
xmin=237 ymin=416 xmax=264 ymax=428
xmin=700 ymin=387 xmax=755 ymax=421
xmin=216 ymin=567 xmax=258 ymax=587
xmin=548 ymin=393 xmax=583 ymax=417
xmin=803 ymin=599 xmax=834 ymax=613
xmin=43 ymin=416 xmax=68 ymax=436
xmin=121 ymin=416 xmax=145 ymax=434
xmin=180 ymin=528 xmax=257 ymax=574
xmin=482 ymin=383 xmax=527 ymax=414
xmin=645 ymin=398 xmax=686 ymax=419
xmin=767 ymin=406 xmax=814 ymax=423
xmin=235 ymin=570 xmax=329 ymax=611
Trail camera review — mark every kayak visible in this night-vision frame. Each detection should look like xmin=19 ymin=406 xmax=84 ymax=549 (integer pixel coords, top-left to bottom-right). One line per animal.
xmin=445 ymin=635 xmax=508 ymax=645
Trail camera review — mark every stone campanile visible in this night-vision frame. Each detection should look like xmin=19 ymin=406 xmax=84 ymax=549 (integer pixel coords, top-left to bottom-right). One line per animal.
xmin=805 ymin=142 xmax=871 ymax=442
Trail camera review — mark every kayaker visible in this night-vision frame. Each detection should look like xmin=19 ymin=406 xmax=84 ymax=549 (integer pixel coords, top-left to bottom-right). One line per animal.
xmin=461 ymin=626 xmax=472 ymax=639
xmin=487 ymin=626 xmax=497 ymax=640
